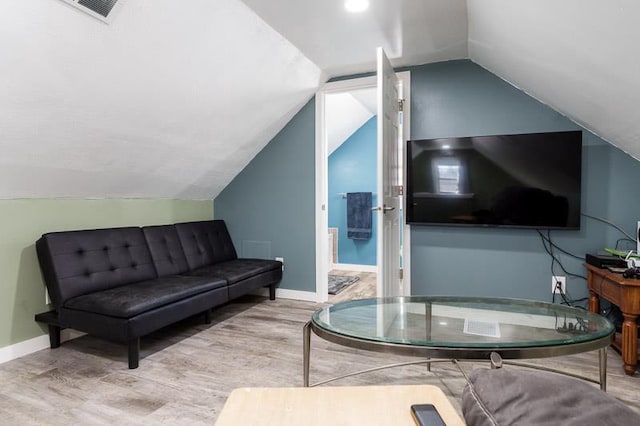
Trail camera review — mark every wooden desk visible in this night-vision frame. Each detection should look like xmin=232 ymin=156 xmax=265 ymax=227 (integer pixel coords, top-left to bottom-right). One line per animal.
xmin=586 ymin=263 xmax=640 ymax=375
xmin=215 ymin=385 xmax=464 ymax=426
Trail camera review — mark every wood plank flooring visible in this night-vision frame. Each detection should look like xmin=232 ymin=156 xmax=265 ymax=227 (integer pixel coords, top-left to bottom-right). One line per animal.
xmin=0 ymin=296 xmax=639 ymax=424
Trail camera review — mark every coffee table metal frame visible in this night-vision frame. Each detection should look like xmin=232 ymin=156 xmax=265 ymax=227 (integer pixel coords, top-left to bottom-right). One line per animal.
xmin=303 ymin=297 xmax=613 ymax=390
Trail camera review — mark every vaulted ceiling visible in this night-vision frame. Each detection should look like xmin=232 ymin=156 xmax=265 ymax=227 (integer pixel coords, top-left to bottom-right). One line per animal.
xmin=1 ymin=0 xmax=638 ymax=200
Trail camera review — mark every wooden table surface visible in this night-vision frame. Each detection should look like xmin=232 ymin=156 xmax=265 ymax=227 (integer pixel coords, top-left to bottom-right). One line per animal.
xmin=586 ymin=263 xmax=640 ymax=375
xmin=215 ymin=384 xmax=465 ymax=426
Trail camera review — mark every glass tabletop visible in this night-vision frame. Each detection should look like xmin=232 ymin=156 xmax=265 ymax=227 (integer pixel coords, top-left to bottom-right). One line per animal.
xmin=312 ymin=296 xmax=614 ymax=349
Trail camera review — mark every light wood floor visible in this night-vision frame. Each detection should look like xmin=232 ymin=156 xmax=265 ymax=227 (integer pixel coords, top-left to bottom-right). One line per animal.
xmin=328 ymin=270 xmax=377 ymax=303
xmin=1 ymin=296 xmax=639 ymax=424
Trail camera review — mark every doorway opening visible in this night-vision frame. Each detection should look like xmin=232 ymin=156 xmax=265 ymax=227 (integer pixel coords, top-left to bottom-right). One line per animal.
xmin=315 ymin=67 xmax=411 ymax=303
xmin=325 ymin=86 xmax=378 ymax=303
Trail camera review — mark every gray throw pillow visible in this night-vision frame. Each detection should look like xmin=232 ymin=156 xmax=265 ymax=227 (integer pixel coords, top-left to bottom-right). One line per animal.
xmin=462 ymin=368 xmax=640 ymax=426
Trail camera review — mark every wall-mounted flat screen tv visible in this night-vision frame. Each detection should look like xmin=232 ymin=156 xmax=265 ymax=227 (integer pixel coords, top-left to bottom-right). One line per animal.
xmin=406 ymin=131 xmax=582 ymax=229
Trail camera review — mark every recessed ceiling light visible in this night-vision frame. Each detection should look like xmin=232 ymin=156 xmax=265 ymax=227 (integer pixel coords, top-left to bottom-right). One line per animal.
xmin=345 ymin=0 xmax=369 ymax=13
xmin=442 ymin=144 xmax=451 ymax=150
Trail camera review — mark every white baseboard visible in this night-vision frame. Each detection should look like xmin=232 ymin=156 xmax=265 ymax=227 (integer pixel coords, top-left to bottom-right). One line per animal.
xmin=331 ymin=263 xmax=377 ymax=273
xmin=0 ymin=329 xmax=85 ymax=365
xmin=253 ymin=287 xmax=318 ymax=302
xmin=62 ymin=329 xmax=86 ymax=341
xmin=0 ymin=335 xmax=50 ymax=365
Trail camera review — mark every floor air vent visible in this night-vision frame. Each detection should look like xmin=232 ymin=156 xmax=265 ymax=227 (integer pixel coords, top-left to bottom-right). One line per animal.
xmin=60 ymin=0 xmax=124 ymax=23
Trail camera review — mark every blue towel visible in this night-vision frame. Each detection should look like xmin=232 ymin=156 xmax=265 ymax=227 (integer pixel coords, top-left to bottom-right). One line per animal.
xmin=347 ymin=192 xmax=372 ymax=240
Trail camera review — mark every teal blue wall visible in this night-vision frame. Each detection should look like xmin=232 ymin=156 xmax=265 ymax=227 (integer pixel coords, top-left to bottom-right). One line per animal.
xmin=408 ymin=61 xmax=640 ymax=302
xmin=214 ymin=99 xmax=316 ymax=292
xmin=215 ymin=60 xmax=640 ymax=301
xmin=328 ymin=116 xmax=377 ymax=266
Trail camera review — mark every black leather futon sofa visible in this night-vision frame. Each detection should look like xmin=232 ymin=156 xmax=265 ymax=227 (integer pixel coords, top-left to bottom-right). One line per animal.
xmin=34 ymin=220 xmax=282 ymax=368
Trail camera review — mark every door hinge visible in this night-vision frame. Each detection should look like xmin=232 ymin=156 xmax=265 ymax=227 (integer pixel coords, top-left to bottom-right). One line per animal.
xmin=397 ymin=99 xmax=405 ymax=112
xmin=399 ymin=269 xmax=404 ymax=279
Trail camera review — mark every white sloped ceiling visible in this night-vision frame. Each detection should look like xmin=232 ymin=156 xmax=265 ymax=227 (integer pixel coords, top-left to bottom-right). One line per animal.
xmin=240 ymin=0 xmax=469 ymax=76
xmin=326 ymin=90 xmax=375 ymax=156
xmin=467 ymin=0 xmax=640 ymax=159
xmin=0 ymin=0 xmax=322 ymax=199
xmin=5 ymin=0 xmax=636 ymax=201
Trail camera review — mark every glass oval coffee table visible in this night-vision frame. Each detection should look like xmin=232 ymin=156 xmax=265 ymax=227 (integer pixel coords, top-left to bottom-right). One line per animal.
xmin=303 ymin=296 xmax=614 ymax=389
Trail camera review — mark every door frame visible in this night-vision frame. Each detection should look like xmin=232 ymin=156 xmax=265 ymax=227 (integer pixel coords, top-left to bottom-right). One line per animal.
xmin=315 ymin=72 xmax=411 ymax=302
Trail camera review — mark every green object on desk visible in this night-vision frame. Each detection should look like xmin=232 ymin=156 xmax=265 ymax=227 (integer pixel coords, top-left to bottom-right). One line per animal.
xmin=604 ymin=248 xmax=640 ymax=258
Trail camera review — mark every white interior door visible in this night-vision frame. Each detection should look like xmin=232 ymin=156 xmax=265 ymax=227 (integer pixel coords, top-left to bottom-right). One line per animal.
xmin=314 ymin=66 xmax=410 ymax=303
xmin=376 ymin=47 xmax=402 ymax=298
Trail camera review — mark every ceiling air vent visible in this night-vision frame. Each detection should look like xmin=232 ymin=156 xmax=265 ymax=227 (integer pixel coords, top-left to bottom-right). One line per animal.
xmin=60 ymin=0 xmax=125 ymax=23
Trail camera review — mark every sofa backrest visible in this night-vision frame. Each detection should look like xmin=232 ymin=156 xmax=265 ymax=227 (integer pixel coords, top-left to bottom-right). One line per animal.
xmin=36 ymin=227 xmax=157 ymax=309
xmin=142 ymin=225 xmax=190 ymax=277
xmin=174 ymin=220 xmax=238 ymax=270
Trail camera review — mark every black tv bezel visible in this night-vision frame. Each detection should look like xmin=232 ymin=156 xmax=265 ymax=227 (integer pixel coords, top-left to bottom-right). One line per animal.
xmin=405 ymin=130 xmax=582 ymax=230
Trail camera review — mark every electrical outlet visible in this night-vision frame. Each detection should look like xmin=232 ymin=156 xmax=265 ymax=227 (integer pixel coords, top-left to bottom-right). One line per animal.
xmin=275 ymin=257 xmax=284 ymax=271
xmin=552 ymin=276 xmax=566 ymax=294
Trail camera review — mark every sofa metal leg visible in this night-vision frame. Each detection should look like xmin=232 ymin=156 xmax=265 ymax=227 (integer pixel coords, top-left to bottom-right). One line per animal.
xmin=269 ymin=283 xmax=276 ymax=300
xmin=128 ymin=338 xmax=140 ymax=369
xmin=48 ymin=325 xmax=61 ymax=349
xmin=204 ymin=310 xmax=212 ymax=324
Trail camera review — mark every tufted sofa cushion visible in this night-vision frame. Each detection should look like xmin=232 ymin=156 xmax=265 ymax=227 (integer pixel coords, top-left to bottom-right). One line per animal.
xmin=36 ymin=227 xmax=157 ymax=309
xmin=142 ymin=225 xmax=190 ymax=277
xmin=63 ymin=274 xmax=227 ymax=318
xmin=187 ymin=258 xmax=282 ymax=284
xmin=174 ymin=220 xmax=238 ymax=270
